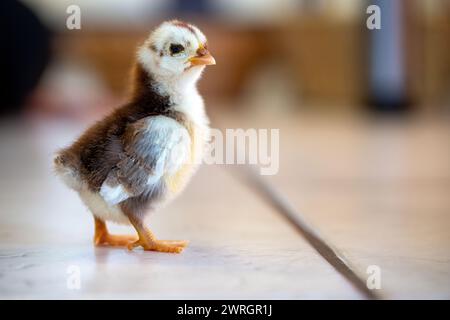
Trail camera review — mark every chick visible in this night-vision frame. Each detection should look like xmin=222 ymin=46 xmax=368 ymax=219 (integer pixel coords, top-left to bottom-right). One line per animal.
xmin=54 ymin=20 xmax=215 ymax=253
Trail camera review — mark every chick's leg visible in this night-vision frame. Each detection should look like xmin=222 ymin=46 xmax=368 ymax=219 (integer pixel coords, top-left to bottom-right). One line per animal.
xmin=127 ymin=216 xmax=188 ymax=253
xmin=93 ymin=216 xmax=137 ymax=247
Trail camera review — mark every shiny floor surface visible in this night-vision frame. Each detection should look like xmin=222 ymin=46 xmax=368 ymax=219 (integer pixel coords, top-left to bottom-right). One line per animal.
xmin=0 ymin=113 xmax=449 ymax=299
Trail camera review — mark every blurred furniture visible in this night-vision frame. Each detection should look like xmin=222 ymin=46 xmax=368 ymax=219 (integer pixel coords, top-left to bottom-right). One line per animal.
xmin=49 ymin=2 xmax=450 ymax=112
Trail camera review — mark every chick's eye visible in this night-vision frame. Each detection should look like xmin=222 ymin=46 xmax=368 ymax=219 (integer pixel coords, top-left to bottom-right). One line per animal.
xmin=170 ymin=44 xmax=184 ymax=55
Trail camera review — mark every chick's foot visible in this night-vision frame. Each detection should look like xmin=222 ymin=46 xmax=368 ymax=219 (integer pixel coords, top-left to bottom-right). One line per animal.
xmin=94 ymin=233 xmax=138 ymax=247
xmin=127 ymin=239 xmax=188 ymax=253
xmin=93 ymin=216 xmax=137 ymax=247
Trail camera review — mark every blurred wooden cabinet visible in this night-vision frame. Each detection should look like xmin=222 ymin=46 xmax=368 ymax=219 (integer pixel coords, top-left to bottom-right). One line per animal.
xmin=280 ymin=16 xmax=365 ymax=108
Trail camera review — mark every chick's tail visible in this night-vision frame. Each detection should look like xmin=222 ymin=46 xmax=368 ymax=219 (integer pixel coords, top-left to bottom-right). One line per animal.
xmin=53 ymin=151 xmax=82 ymax=191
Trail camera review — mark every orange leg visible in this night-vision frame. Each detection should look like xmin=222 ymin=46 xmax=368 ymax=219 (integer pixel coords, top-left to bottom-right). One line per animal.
xmin=127 ymin=216 xmax=188 ymax=253
xmin=93 ymin=216 xmax=137 ymax=247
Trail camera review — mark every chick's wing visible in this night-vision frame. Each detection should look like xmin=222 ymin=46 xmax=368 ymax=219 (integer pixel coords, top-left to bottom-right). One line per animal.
xmin=99 ymin=115 xmax=191 ymax=206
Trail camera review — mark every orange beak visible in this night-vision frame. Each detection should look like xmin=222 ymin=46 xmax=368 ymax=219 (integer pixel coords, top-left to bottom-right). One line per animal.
xmin=189 ymin=45 xmax=216 ymax=66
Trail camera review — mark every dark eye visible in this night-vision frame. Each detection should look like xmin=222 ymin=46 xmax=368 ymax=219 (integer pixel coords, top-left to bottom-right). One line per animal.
xmin=170 ymin=44 xmax=184 ymax=55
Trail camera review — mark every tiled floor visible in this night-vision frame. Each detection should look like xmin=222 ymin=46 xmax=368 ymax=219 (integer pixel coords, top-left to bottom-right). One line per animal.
xmin=259 ymin=113 xmax=450 ymax=298
xmin=0 ymin=112 xmax=448 ymax=299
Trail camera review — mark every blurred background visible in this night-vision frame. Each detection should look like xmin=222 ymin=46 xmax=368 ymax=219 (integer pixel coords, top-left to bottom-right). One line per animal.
xmin=2 ymin=0 xmax=449 ymax=117
xmin=0 ymin=0 xmax=449 ymax=299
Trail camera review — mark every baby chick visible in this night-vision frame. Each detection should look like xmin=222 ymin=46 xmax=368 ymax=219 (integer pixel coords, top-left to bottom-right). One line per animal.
xmin=54 ymin=20 xmax=215 ymax=253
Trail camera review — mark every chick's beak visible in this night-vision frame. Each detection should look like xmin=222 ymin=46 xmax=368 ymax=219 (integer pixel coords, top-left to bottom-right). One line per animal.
xmin=189 ymin=46 xmax=216 ymax=66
